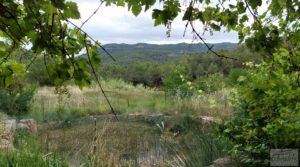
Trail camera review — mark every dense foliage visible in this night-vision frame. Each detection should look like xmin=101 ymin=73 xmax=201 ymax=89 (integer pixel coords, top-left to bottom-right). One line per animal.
xmin=98 ymin=45 xmax=260 ymax=88
xmin=223 ymin=48 xmax=300 ymax=166
xmin=0 ymin=85 xmax=36 ymax=115
xmin=104 ymin=0 xmax=300 ymax=166
xmin=0 ymin=0 xmax=100 ymax=88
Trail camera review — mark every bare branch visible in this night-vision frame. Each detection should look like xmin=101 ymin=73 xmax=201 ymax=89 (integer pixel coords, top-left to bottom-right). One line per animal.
xmin=25 ymin=53 xmax=38 ymax=71
xmin=58 ymin=10 xmax=116 ymax=62
xmin=84 ymin=34 xmax=118 ymax=120
xmin=79 ymin=0 xmax=104 ymax=29
xmin=189 ymin=21 xmax=237 ymax=60
xmin=183 ymin=0 xmax=237 ymax=60
xmin=0 ymin=43 xmax=16 ymax=66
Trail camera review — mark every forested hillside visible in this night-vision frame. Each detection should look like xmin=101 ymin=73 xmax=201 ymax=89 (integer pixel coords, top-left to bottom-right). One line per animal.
xmin=97 ymin=44 xmax=261 ymax=87
xmin=100 ymin=42 xmax=237 ymax=63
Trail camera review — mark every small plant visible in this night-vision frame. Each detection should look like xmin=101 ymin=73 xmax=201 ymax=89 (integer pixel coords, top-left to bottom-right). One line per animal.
xmin=163 ymin=66 xmax=195 ymax=98
xmin=195 ymin=73 xmax=226 ymax=93
xmin=0 ymin=129 xmax=69 ymax=167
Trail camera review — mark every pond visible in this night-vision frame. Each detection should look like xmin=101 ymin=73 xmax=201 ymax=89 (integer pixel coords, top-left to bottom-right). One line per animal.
xmin=38 ymin=116 xmax=229 ymax=167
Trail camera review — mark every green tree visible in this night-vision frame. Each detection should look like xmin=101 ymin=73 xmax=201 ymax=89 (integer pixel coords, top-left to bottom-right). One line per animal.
xmin=0 ymin=0 xmax=100 ymax=88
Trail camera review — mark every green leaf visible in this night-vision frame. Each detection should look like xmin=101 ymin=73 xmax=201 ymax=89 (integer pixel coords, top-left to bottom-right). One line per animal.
xmin=210 ymin=23 xmax=221 ymax=31
xmin=248 ymin=0 xmax=262 ymax=9
xmin=62 ymin=2 xmax=80 ymax=19
xmin=240 ymin=15 xmax=248 ymax=24
xmin=131 ymin=4 xmax=142 ymax=16
xmin=237 ymin=2 xmax=246 ymax=13
xmin=152 ymin=9 xmax=163 ymax=26
xmin=182 ymin=6 xmax=193 ymax=21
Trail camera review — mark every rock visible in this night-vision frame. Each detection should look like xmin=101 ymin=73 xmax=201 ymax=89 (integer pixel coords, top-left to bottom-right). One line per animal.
xmin=209 ymin=156 xmax=236 ymax=167
xmin=127 ymin=114 xmax=136 ymax=120
xmin=135 ymin=113 xmax=146 ymax=120
xmin=140 ymin=160 xmax=152 ymax=167
xmin=17 ymin=119 xmax=37 ymax=134
xmin=0 ymin=119 xmax=17 ymax=150
xmin=200 ymin=116 xmax=222 ymax=126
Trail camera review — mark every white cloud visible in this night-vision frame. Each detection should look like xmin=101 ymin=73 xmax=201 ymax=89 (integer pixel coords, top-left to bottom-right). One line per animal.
xmin=70 ymin=0 xmax=238 ymax=44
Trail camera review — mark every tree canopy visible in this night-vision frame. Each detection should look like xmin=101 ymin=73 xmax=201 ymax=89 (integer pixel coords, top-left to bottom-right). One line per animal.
xmin=0 ymin=0 xmax=299 ymax=86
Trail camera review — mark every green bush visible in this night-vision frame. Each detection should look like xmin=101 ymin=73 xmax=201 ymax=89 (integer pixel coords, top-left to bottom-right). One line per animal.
xmin=162 ymin=66 xmax=194 ymax=98
xmin=222 ymin=49 xmax=300 ymax=166
xmin=195 ymin=73 xmax=226 ymax=93
xmin=227 ymin=68 xmax=251 ymax=86
xmin=0 ymin=84 xmax=37 ymax=116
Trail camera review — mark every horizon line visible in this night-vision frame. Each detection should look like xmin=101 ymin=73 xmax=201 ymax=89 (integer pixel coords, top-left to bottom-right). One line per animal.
xmin=102 ymin=42 xmax=238 ymax=45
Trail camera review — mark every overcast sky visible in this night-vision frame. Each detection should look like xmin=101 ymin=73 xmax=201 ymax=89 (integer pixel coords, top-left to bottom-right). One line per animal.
xmin=70 ymin=0 xmax=239 ymax=44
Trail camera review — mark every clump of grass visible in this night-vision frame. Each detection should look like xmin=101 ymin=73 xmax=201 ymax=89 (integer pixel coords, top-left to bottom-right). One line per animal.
xmin=0 ymin=129 xmax=69 ymax=167
xmin=0 ymin=151 xmax=69 ymax=167
xmin=158 ymin=116 xmax=233 ymax=167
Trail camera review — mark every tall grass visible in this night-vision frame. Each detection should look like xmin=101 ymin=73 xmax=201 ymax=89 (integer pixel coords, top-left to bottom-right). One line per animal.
xmin=36 ymin=116 xmax=232 ymax=167
xmin=158 ymin=116 xmax=232 ymax=167
xmin=0 ymin=130 xmax=69 ymax=167
xmin=28 ymin=79 xmax=233 ymax=121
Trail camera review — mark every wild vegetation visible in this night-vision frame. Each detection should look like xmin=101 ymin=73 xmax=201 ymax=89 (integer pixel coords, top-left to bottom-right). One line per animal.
xmin=0 ymin=0 xmax=299 ymax=166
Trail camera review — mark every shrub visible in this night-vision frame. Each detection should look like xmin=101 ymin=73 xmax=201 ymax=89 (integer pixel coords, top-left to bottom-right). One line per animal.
xmin=195 ymin=73 xmax=226 ymax=93
xmin=0 ymin=83 xmax=37 ymax=116
xmin=227 ymin=68 xmax=251 ymax=86
xmin=162 ymin=66 xmax=195 ymax=98
xmin=222 ymin=49 xmax=300 ymax=166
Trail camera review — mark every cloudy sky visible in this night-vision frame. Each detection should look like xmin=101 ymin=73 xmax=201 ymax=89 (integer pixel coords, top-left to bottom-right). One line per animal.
xmin=70 ymin=0 xmax=239 ymax=44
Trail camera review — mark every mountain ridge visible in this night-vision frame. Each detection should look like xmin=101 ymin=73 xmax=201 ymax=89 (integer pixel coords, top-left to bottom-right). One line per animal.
xmin=100 ymin=42 xmax=237 ymax=55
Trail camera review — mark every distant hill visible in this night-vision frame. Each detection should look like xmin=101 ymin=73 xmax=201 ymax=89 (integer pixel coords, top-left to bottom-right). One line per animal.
xmin=100 ymin=42 xmax=237 ymax=55
xmin=81 ymin=42 xmax=237 ymax=64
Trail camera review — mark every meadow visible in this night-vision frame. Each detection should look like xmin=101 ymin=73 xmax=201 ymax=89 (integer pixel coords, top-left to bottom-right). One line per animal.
xmin=0 ymin=79 xmax=236 ymax=167
xmin=27 ymin=79 xmax=233 ymax=122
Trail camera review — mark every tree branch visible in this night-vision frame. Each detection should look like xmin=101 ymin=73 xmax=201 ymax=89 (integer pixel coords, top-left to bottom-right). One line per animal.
xmin=83 ymin=34 xmax=118 ymax=120
xmin=79 ymin=0 xmax=104 ymax=29
xmin=189 ymin=21 xmax=237 ymax=60
xmin=59 ymin=10 xmax=116 ymax=62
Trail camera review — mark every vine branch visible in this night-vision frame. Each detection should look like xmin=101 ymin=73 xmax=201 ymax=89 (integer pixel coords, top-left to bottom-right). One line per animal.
xmin=189 ymin=21 xmax=237 ymax=60
xmin=184 ymin=0 xmax=237 ymax=60
xmin=59 ymin=10 xmax=116 ymax=62
xmin=84 ymin=34 xmax=118 ymax=120
xmin=79 ymin=0 xmax=104 ymax=29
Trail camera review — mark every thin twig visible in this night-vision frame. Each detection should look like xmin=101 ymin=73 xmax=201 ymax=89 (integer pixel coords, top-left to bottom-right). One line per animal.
xmin=69 ymin=19 xmax=116 ymax=61
xmin=25 ymin=53 xmax=38 ymax=71
xmin=59 ymin=10 xmax=116 ymax=62
xmin=244 ymin=0 xmax=273 ymax=57
xmin=84 ymin=34 xmax=118 ymax=120
xmin=189 ymin=21 xmax=237 ymax=60
xmin=42 ymin=152 xmax=53 ymax=158
xmin=79 ymin=0 xmax=104 ymax=29
xmin=183 ymin=0 xmax=236 ymax=60
xmin=43 ymin=53 xmax=51 ymax=79
xmin=0 ymin=43 xmax=16 ymax=66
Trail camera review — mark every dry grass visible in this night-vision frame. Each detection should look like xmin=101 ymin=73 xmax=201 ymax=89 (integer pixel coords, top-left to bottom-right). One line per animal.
xmin=39 ymin=121 xmax=168 ymax=166
xmin=29 ymin=81 xmax=234 ymax=121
